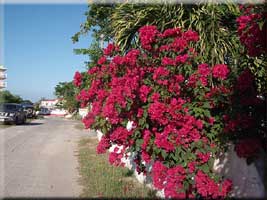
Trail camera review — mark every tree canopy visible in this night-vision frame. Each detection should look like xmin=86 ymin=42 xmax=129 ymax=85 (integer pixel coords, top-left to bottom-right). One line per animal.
xmin=0 ymin=90 xmax=23 ymax=104
xmin=73 ymin=2 xmax=266 ymax=94
xmin=54 ymin=82 xmax=79 ymax=113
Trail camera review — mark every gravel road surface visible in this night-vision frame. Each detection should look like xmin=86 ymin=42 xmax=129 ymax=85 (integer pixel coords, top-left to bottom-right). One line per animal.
xmin=0 ymin=117 xmax=94 ymax=198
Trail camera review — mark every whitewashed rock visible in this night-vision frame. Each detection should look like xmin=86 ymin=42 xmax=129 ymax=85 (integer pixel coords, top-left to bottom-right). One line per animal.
xmin=156 ymin=190 xmax=165 ymax=198
xmin=65 ymin=114 xmax=73 ymax=119
xmin=96 ymin=130 xmax=103 ymax=141
xmin=108 ymin=144 xmax=124 ymax=153
xmin=78 ymin=108 xmax=88 ymax=118
xmin=134 ymin=170 xmax=146 ymax=184
xmin=213 ymin=143 xmax=265 ymax=198
xmin=121 ymin=151 xmax=136 ymax=170
xmin=126 ymin=121 xmax=135 ymax=131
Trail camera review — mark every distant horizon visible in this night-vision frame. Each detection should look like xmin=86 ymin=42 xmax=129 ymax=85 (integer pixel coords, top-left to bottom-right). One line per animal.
xmin=2 ymin=4 xmax=92 ymax=102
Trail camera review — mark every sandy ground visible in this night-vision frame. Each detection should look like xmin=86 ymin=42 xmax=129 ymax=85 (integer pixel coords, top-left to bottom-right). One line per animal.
xmin=0 ymin=116 xmax=95 ymax=198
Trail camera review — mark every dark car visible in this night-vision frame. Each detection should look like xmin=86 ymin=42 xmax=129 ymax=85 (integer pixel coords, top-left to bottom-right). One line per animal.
xmin=21 ymin=104 xmax=36 ymax=118
xmin=0 ymin=103 xmax=27 ymax=125
xmin=38 ymin=107 xmax=51 ymax=115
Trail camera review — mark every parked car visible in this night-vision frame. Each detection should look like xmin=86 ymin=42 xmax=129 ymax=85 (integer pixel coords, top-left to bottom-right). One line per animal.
xmin=21 ymin=104 xmax=36 ymax=118
xmin=37 ymin=107 xmax=50 ymax=115
xmin=0 ymin=103 xmax=27 ymax=125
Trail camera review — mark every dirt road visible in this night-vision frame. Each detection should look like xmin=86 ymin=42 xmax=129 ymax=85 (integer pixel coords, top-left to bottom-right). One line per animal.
xmin=0 ymin=117 xmax=94 ymax=198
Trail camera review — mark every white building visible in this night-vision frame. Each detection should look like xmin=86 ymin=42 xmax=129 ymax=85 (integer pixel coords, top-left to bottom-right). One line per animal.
xmin=0 ymin=65 xmax=7 ymax=90
xmin=40 ymin=99 xmax=59 ymax=110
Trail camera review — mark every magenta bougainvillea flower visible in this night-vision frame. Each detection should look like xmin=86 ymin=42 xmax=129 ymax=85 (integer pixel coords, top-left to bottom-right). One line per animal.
xmin=73 ymin=22 xmax=266 ymax=198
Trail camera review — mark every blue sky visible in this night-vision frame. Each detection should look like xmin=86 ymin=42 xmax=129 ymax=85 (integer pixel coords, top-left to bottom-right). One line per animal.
xmin=2 ymin=4 xmax=92 ymax=102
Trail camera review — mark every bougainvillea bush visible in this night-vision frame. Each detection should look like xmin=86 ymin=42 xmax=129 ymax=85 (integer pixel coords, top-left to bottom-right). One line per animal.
xmin=228 ymin=4 xmax=267 ymax=162
xmin=236 ymin=4 xmax=266 ymax=57
xmin=74 ymin=26 xmax=237 ymax=198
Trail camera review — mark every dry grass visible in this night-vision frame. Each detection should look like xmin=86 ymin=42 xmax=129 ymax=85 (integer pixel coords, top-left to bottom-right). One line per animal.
xmin=78 ymin=137 xmax=156 ymax=198
xmin=0 ymin=124 xmax=11 ymax=128
xmin=74 ymin=122 xmax=85 ymax=130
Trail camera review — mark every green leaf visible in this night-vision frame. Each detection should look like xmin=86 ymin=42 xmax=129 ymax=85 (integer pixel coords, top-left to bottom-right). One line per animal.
xmin=136 ymin=139 xmax=144 ymax=147
xmin=199 ymin=163 xmax=210 ymax=174
xmin=183 ymin=181 xmax=189 ymax=191
xmin=258 ymin=21 xmax=265 ymax=30
xmin=161 ymin=150 xmax=168 ymax=159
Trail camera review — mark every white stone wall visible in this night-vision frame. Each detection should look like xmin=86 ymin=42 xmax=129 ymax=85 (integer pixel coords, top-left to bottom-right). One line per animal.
xmin=213 ymin=143 xmax=265 ymax=198
xmin=97 ymin=128 xmax=266 ymax=199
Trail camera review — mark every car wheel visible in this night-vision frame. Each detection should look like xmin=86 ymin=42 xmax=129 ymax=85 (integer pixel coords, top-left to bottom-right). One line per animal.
xmin=15 ymin=117 xmax=19 ymax=125
xmin=22 ymin=116 xmax=26 ymax=124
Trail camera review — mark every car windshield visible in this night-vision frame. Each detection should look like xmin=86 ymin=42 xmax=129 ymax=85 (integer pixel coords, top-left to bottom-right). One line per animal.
xmin=23 ymin=105 xmax=33 ymax=109
xmin=0 ymin=104 xmax=17 ymax=112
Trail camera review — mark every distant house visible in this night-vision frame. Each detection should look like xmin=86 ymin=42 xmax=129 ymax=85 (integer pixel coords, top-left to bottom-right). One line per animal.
xmin=40 ymin=98 xmax=67 ymax=116
xmin=40 ymin=99 xmax=59 ymax=110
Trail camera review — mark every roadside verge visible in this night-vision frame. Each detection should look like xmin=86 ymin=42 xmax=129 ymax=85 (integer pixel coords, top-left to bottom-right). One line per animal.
xmin=77 ymin=137 xmax=156 ymax=198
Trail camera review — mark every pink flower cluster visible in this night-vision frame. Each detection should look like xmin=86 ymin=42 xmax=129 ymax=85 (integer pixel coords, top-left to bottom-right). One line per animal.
xmin=97 ymin=135 xmax=111 ymax=154
xmin=152 ymin=162 xmax=232 ymax=199
xmin=103 ymin=43 xmax=119 ymax=56
xmin=235 ymin=68 xmax=261 ymax=106
xmin=108 ymin=146 xmax=126 ymax=167
xmin=212 ymin=64 xmax=230 ymax=80
xmin=138 ymin=25 xmax=159 ymax=51
xmin=224 ymin=67 xmax=266 ymax=159
xmin=152 ymin=161 xmax=189 ymax=199
xmin=74 ymin=25 xmax=234 ymax=198
xmin=195 ymin=170 xmax=232 ymax=199
xmin=237 ymin=5 xmax=266 ymax=56
xmin=73 ymin=71 xmax=82 ymax=87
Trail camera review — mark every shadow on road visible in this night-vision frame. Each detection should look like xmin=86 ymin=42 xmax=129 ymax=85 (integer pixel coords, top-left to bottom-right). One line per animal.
xmin=21 ymin=122 xmax=44 ymax=126
xmin=1 ymin=122 xmax=43 ymax=127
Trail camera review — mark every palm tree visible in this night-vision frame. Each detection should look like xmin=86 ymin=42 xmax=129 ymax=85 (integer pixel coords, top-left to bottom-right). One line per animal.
xmin=111 ymin=4 xmax=187 ymax=51
xmin=111 ymin=2 xmax=240 ymax=66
